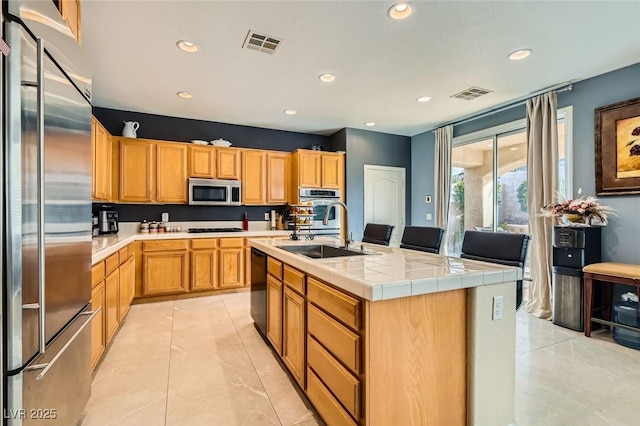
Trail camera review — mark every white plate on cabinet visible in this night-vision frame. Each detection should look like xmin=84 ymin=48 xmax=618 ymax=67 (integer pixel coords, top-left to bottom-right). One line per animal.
xmin=210 ymin=139 xmax=232 ymax=147
xmin=191 ymin=140 xmax=209 ymax=145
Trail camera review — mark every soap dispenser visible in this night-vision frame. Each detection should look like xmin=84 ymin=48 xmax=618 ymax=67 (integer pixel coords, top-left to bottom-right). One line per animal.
xmin=242 ymin=212 xmax=249 ymax=231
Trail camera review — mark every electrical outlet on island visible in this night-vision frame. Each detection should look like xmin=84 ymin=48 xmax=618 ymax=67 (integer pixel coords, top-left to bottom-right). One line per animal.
xmin=492 ymin=296 xmax=504 ymax=320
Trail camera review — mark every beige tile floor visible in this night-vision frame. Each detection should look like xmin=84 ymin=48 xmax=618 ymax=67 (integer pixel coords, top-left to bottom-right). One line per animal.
xmin=83 ymin=291 xmax=640 ymax=426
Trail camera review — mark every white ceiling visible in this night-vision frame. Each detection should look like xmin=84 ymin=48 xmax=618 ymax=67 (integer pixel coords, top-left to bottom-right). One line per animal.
xmin=82 ymin=1 xmax=640 ymax=137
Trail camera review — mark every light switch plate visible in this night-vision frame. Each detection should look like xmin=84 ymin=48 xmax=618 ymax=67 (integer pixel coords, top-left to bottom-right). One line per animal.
xmin=161 ymin=212 xmax=169 ymax=222
xmin=426 ymin=213 xmax=432 ymax=220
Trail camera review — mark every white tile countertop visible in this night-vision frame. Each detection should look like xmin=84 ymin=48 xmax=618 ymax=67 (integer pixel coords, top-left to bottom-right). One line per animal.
xmin=92 ymin=224 xmax=292 ymax=264
xmin=250 ymin=237 xmax=522 ymax=302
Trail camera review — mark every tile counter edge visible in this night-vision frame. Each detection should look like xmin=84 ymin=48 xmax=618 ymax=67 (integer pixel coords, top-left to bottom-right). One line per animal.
xmin=250 ymin=237 xmax=521 ymax=302
xmin=92 ymin=230 xmax=292 ymax=264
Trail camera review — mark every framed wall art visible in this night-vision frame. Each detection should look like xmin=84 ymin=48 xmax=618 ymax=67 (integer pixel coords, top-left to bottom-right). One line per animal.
xmin=595 ymin=96 xmax=640 ymax=195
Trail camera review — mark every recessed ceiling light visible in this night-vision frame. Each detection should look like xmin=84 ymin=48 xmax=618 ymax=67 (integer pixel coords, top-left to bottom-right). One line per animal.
xmin=177 ymin=91 xmax=193 ymax=99
xmin=508 ymin=49 xmax=532 ymax=61
xmin=510 ymin=147 xmax=519 ymax=151
xmin=487 ymin=143 xmax=493 ymax=147
xmin=176 ymin=40 xmax=199 ymax=53
xmin=364 ymin=122 xmax=376 ymax=127
xmin=416 ymin=96 xmax=432 ymax=103
xmin=284 ymin=109 xmax=297 ymax=115
xmin=319 ymin=73 xmax=336 ymax=82
xmin=388 ymin=2 xmax=414 ymax=20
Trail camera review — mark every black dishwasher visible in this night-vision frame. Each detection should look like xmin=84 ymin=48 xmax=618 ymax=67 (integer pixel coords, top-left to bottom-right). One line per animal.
xmin=250 ymin=248 xmax=268 ymax=337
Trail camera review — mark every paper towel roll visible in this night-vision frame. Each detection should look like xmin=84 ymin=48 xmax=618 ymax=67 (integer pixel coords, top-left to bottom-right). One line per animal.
xmin=270 ymin=210 xmax=276 ymax=230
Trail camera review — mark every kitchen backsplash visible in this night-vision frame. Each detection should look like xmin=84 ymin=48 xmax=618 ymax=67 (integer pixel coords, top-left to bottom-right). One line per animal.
xmin=92 ymin=203 xmax=286 ymax=223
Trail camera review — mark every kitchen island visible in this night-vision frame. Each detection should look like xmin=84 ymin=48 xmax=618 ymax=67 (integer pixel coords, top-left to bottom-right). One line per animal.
xmin=250 ymin=237 xmax=518 ymax=426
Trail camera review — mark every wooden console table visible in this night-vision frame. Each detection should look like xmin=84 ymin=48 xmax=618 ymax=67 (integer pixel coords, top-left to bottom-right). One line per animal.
xmin=583 ymin=262 xmax=640 ymax=337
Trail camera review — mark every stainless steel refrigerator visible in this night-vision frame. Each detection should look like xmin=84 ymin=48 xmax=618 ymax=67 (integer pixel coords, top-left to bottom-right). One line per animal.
xmin=3 ymin=1 xmax=95 ymax=424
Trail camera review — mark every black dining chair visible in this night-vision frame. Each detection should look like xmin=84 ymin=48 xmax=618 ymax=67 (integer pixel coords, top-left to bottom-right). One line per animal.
xmin=460 ymin=230 xmax=531 ymax=310
xmin=399 ymin=226 xmax=445 ymax=254
xmin=362 ymin=223 xmax=395 ymax=246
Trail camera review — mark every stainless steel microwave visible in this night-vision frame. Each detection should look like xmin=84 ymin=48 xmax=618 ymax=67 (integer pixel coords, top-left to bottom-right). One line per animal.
xmin=188 ymin=178 xmax=242 ymax=205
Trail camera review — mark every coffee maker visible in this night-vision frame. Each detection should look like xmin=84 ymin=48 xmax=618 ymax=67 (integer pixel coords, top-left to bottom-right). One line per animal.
xmin=97 ymin=208 xmax=119 ymax=235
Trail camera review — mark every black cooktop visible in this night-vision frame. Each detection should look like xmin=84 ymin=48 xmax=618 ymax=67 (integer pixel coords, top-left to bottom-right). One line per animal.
xmin=188 ymin=228 xmax=244 ymax=233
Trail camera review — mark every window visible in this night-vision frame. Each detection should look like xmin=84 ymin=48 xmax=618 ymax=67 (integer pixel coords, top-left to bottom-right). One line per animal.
xmin=445 ymin=107 xmax=573 ymax=257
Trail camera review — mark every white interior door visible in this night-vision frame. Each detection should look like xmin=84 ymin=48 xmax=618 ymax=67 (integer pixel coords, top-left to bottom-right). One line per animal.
xmin=364 ymin=165 xmax=405 ymax=247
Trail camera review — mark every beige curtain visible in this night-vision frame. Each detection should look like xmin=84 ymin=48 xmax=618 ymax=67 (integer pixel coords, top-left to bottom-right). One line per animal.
xmin=525 ymin=92 xmax=558 ymax=318
xmin=434 ymin=125 xmax=453 ymax=229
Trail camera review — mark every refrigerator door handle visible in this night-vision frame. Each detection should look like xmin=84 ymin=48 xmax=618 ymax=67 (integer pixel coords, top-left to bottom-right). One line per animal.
xmin=36 ymin=37 xmax=46 ymax=356
xmin=24 ymin=308 xmax=100 ymax=380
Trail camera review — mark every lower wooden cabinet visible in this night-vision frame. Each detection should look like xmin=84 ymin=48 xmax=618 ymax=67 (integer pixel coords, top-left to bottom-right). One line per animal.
xmin=264 ymin=257 xmax=364 ymax=425
xmin=219 ymin=248 xmax=244 ymax=289
xmin=244 ymin=247 xmax=251 ymax=286
xmin=90 ymin=281 xmax=106 ymax=370
xmin=283 ymin=286 xmax=306 ymax=387
xmin=267 ymin=275 xmax=283 ymax=355
xmin=127 ymin=256 xmax=135 ymax=305
xmin=105 ymin=269 xmax=119 ymax=345
xmin=191 ymin=250 xmax=218 ymax=291
xmin=142 ymin=251 xmax=188 ymax=296
xmin=119 ymin=256 xmax=134 ymax=320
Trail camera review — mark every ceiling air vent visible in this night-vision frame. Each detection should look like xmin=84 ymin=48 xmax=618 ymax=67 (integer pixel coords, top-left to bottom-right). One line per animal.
xmin=242 ymin=30 xmax=282 ymax=55
xmin=450 ymin=86 xmax=493 ymax=100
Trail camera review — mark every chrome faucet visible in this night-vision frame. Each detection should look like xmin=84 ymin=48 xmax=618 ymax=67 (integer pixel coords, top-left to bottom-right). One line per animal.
xmin=322 ymin=201 xmax=353 ymax=249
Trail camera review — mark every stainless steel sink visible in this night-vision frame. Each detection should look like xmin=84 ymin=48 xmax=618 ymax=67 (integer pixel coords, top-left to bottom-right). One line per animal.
xmin=278 ymin=244 xmax=370 ymax=259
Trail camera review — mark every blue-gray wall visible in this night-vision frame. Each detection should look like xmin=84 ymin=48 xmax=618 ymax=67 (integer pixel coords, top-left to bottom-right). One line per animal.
xmin=93 ymin=107 xmax=329 ymax=151
xmin=342 ymin=128 xmax=412 ymax=241
xmin=411 ymin=62 xmax=640 ymax=264
xmin=411 ymin=131 xmax=435 ymax=226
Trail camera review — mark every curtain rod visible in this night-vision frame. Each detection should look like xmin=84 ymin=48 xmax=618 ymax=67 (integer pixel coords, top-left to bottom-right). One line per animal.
xmin=436 ymin=83 xmax=573 ymax=130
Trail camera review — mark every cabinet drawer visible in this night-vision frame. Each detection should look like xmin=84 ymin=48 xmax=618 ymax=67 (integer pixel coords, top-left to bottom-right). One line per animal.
xmin=91 ymin=261 xmax=105 ymax=288
xmin=191 ymin=238 xmax=217 ymax=250
xmin=308 ymin=304 xmax=360 ymax=374
xmin=142 ymin=240 xmax=188 ymax=252
xmin=267 ymin=257 xmax=283 ymax=280
xmin=308 ymin=336 xmax=360 ymax=419
xmin=218 ymin=237 xmax=244 ymax=248
xmin=105 ymin=253 xmax=119 ymax=275
xmin=308 ymin=277 xmax=361 ymax=332
xmin=118 ymin=246 xmax=129 ymax=264
xmin=307 ymin=368 xmax=357 ymax=426
xmin=283 ymin=265 xmax=305 ymax=294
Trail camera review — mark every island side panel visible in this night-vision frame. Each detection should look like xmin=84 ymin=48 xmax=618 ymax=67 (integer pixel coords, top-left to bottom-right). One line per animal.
xmin=365 ymin=289 xmax=467 ymax=426
xmin=467 ymin=281 xmax=516 ymax=426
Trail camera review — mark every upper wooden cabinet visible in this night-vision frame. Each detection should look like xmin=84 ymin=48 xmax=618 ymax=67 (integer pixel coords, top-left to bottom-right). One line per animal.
xmin=156 ymin=143 xmax=188 ymax=203
xmin=59 ymin=0 xmax=81 ymax=43
xmin=242 ymin=150 xmax=267 ymax=204
xmin=321 ymin=153 xmax=342 ymax=189
xmin=189 ymin=145 xmax=216 ymax=178
xmin=267 ymin=152 xmax=289 ymax=204
xmin=217 ymin=147 xmax=241 ymax=180
xmin=290 ymin=150 xmax=344 ymax=203
xmin=242 ymin=150 xmax=290 ymax=205
xmin=295 ymin=151 xmax=322 ymax=188
xmin=119 ymin=139 xmax=155 ymax=203
xmin=118 ymin=139 xmax=187 ymax=204
xmin=91 ymin=117 xmax=112 ymax=201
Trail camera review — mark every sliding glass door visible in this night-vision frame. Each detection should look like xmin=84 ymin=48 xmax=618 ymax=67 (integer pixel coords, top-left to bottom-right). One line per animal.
xmin=445 ymin=109 xmax=571 ymax=257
